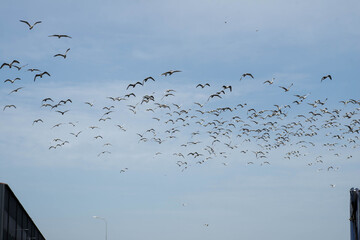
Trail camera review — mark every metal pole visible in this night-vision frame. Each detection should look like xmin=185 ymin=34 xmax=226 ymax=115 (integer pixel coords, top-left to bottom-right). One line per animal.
xmin=350 ymin=188 xmax=359 ymax=240
xmin=93 ymin=216 xmax=107 ymax=240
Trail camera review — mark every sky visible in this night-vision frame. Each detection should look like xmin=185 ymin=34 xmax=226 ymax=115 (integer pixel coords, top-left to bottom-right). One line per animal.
xmin=0 ymin=0 xmax=360 ymax=240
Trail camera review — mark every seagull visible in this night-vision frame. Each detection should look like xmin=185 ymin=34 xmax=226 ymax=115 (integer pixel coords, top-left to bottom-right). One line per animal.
xmin=142 ymin=76 xmax=155 ymax=84
xmin=59 ymin=99 xmax=72 ymax=104
xmin=85 ymin=102 xmax=94 ymax=107
xmin=125 ymin=93 xmax=136 ymax=98
xmin=34 ymin=71 xmax=50 ymax=82
xmin=9 ymin=87 xmax=24 ymax=95
xmin=42 ymin=97 xmax=54 ymax=102
xmin=56 ymin=110 xmax=69 ymax=115
xmin=70 ymin=131 xmax=82 ymax=137
xmin=263 ymin=78 xmax=275 ymax=85
xmin=0 ymin=60 xmax=20 ymax=69
xmin=207 ymin=94 xmax=222 ymax=101
xmin=222 ymin=85 xmax=232 ymax=92
xmin=196 ymin=83 xmax=210 ymax=88
xmin=54 ymin=48 xmax=70 ymax=58
xmin=279 ymin=83 xmax=293 ymax=92
xmin=51 ymin=123 xmax=63 ymax=128
xmin=32 ymin=119 xmax=43 ymax=125
xmin=19 ymin=20 xmax=42 ymax=30
xmin=321 ymin=75 xmax=332 ymax=82
xmin=161 ymin=70 xmax=181 ymax=76
xmin=240 ymin=73 xmax=254 ymax=80
xmin=27 ymin=68 xmax=40 ymax=72
xmin=98 ymin=151 xmax=111 ymax=157
xmin=3 ymin=105 xmax=16 ymax=111
xmin=48 ymin=34 xmax=72 ymax=39
xmin=4 ymin=78 xmax=21 ymax=84
xmin=126 ymin=82 xmax=143 ymax=90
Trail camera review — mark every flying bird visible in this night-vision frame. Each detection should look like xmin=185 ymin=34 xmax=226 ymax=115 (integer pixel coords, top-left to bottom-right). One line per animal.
xmin=98 ymin=151 xmax=111 ymax=157
xmin=161 ymin=70 xmax=181 ymax=76
xmin=207 ymin=94 xmax=222 ymax=101
xmin=54 ymin=48 xmax=70 ymax=58
xmin=3 ymin=105 xmax=16 ymax=111
xmin=32 ymin=119 xmax=43 ymax=125
xmin=56 ymin=110 xmax=69 ymax=115
xmin=70 ymin=131 xmax=82 ymax=137
xmin=34 ymin=71 xmax=50 ymax=82
xmin=142 ymin=76 xmax=155 ymax=84
xmin=222 ymin=85 xmax=232 ymax=92
xmin=59 ymin=99 xmax=72 ymax=104
xmin=4 ymin=78 xmax=21 ymax=84
xmin=125 ymin=93 xmax=136 ymax=98
xmin=1 ymin=60 xmax=20 ymax=69
xmin=321 ymin=75 xmax=332 ymax=82
xmin=196 ymin=83 xmax=210 ymax=88
xmin=263 ymin=78 xmax=275 ymax=85
xmin=85 ymin=102 xmax=94 ymax=107
xmin=48 ymin=34 xmax=72 ymax=39
xmin=240 ymin=73 xmax=254 ymax=80
xmin=279 ymin=83 xmax=293 ymax=92
xmin=19 ymin=20 xmax=42 ymax=30
xmin=42 ymin=98 xmax=53 ymax=102
xmin=8 ymin=87 xmax=24 ymax=95
xmin=27 ymin=68 xmax=40 ymax=72
xmin=126 ymin=82 xmax=143 ymax=90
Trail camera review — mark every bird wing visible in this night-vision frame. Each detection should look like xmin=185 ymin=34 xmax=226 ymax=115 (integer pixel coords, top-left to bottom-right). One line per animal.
xmin=0 ymin=63 xmax=10 ymax=69
xmin=19 ymin=20 xmax=31 ymax=28
xmin=161 ymin=71 xmax=169 ymax=76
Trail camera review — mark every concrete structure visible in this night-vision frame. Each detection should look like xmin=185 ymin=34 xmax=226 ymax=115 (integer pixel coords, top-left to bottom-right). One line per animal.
xmin=0 ymin=183 xmax=46 ymax=240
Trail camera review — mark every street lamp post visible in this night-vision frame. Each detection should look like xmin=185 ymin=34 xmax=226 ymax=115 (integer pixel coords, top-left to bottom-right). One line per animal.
xmin=93 ymin=216 xmax=107 ymax=240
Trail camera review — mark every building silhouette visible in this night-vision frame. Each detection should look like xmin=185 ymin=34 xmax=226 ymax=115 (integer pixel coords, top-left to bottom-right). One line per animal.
xmin=0 ymin=183 xmax=46 ymax=240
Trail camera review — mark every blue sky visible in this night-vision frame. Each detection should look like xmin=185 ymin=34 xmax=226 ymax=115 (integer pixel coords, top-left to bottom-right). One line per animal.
xmin=0 ymin=0 xmax=360 ymax=240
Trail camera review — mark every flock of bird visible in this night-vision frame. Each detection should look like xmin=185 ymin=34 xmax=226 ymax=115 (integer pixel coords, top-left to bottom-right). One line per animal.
xmin=1 ymin=20 xmax=359 ymax=191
